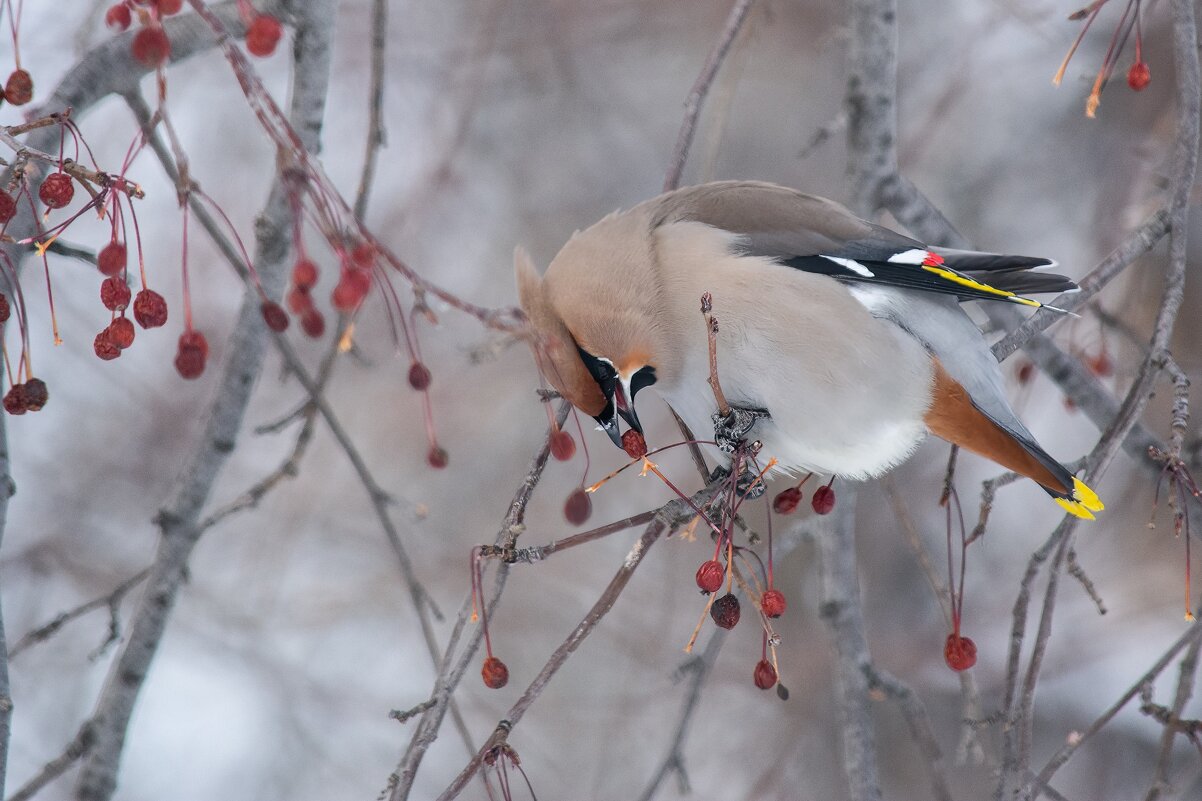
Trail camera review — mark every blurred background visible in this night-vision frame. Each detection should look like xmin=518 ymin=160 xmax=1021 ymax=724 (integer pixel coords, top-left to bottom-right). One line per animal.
xmin=1 ymin=0 xmax=1199 ymax=799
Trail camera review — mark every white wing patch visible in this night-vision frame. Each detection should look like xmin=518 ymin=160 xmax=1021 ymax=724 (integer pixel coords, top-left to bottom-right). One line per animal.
xmin=887 ymin=248 xmax=930 ymax=265
xmin=820 ymin=255 xmax=875 ymax=277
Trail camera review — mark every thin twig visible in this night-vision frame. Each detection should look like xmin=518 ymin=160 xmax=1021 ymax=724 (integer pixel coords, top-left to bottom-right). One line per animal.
xmin=1144 ymin=637 xmax=1202 ymax=801
xmin=352 ymin=0 xmax=388 ymax=221
xmin=864 ymin=666 xmax=953 ymax=801
xmin=7 ymin=568 xmax=151 ymax=659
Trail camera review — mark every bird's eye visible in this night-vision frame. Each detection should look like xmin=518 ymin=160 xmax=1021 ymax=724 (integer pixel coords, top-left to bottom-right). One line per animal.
xmin=629 ymin=365 xmax=657 ymax=398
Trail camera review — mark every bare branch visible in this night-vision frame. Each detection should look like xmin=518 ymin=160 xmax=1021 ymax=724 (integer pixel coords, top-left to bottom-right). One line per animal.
xmin=7 ymin=569 xmax=150 ymax=659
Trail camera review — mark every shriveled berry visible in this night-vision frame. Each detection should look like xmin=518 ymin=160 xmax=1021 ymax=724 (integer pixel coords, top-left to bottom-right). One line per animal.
xmin=245 ymin=14 xmax=283 ymax=57
xmin=811 ymin=484 xmax=836 ymax=515
xmin=133 ymin=289 xmax=168 ymax=328
xmin=408 ymin=362 xmax=432 ymax=391
xmin=286 ymin=286 xmax=313 ymax=314
xmin=695 ymin=559 xmax=724 ymax=593
xmin=0 ymin=191 xmax=15 ymax=223
xmin=773 ymin=487 xmax=801 ymax=515
xmin=105 ymin=3 xmax=132 ymax=30
xmin=100 ymin=277 xmax=132 ymax=311
xmin=4 ymin=70 xmax=32 ymax=106
xmin=97 ymin=241 xmax=127 ymax=276
xmin=0 ymin=293 xmax=9 ymax=323
xmin=549 ymin=429 xmax=575 ymax=461
xmin=564 ymin=487 xmax=592 ymax=525
xmin=132 ymin=26 xmax=171 ymax=67
xmin=761 ymin=589 xmax=787 ymax=618
xmin=179 ymin=330 xmax=208 ymax=359
xmin=621 ymin=429 xmax=647 ymax=459
xmin=1128 ymin=61 xmax=1151 ymax=92
xmin=292 ymin=258 xmax=318 ymax=290
xmin=710 ymin=593 xmax=741 ymax=629
xmin=481 ymin=656 xmax=509 ymax=689
xmin=944 ymin=633 xmax=977 ymax=671
xmin=94 ymin=330 xmax=121 ymax=361
xmin=261 ymin=301 xmax=289 ymax=332
xmin=22 ymin=378 xmax=48 ymax=411
xmin=300 ymin=307 xmax=325 ymax=338
xmin=174 ymin=332 xmax=208 ymax=379
xmin=754 ymin=659 xmax=778 ymax=690
xmin=427 ymin=446 xmax=449 ymax=469
xmin=38 ymin=173 xmax=74 ymax=209
xmin=107 ymin=317 xmax=135 ymax=349
xmin=3 ymin=385 xmax=27 ymax=415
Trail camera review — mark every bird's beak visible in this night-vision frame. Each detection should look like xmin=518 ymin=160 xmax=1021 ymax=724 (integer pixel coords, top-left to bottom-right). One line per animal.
xmin=594 ymin=401 xmax=623 ymax=448
xmin=614 ymin=375 xmax=643 ymax=435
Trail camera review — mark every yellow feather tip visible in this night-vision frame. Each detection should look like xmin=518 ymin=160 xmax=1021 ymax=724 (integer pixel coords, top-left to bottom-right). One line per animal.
xmin=1053 ymin=478 xmax=1104 ymax=520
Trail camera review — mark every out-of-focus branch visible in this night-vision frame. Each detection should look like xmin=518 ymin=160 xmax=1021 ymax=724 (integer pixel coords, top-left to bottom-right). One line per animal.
xmin=864 ymin=666 xmax=952 ymax=801
xmin=0 ymin=390 xmax=12 ymax=799
xmin=7 ymin=568 xmax=150 ymax=660
xmin=353 ymin=0 xmax=388 ymax=220
xmin=845 ymin=0 xmax=898 ymax=218
xmin=1144 ymin=637 xmax=1202 ymax=801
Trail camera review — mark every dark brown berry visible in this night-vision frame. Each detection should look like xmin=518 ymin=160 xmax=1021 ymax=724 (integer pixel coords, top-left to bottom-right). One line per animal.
xmin=621 ymin=429 xmax=647 ymax=459
xmin=549 ymin=430 xmax=575 ymax=461
xmin=300 ymin=307 xmax=325 ymax=338
xmin=22 ymin=378 xmax=48 ymax=412
xmin=811 ymin=485 xmax=835 ymax=515
xmin=0 ymin=293 xmax=9 ymax=323
xmin=245 ymin=14 xmax=283 ymax=57
xmin=761 ymin=589 xmax=787 ymax=618
xmin=38 ymin=173 xmax=74 ymax=209
xmin=481 ymin=656 xmax=509 ymax=689
xmin=1128 ymin=61 xmax=1151 ymax=91
xmin=97 ymin=242 xmax=127 ymax=276
xmin=107 ymin=317 xmax=135 ymax=349
xmin=773 ymin=487 xmax=801 ymax=515
xmin=564 ymin=487 xmax=592 ymax=525
xmin=408 ymin=362 xmax=432 ymax=391
xmin=261 ymin=301 xmax=289 ymax=332
xmin=132 ymin=26 xmax=171 ymax=67
xmin=4 ymin=70 xmax=32 ymax=106
xmin=292 ymin=258 xmax=318 ymax=290
xmin=105 ymin=4 xmax=132 ymax=30
xmin=944 ymin=633 xmax=977 ymax=671
xmin=754 ymin=659 xmax=778 ymax=690
xmin=100 ymin=277 xmax=132 ymax=311
xmin=133 ymin=289 xmax=168 ymax=328
xmin=695 ymin=560 xmax=724 ymax=594
xmin=710 ymin=593 xmax=740 ymax=629
xmin=0 ymin=191 xmax=15 ymax=223
xmin=427 ymin=446 xmax=449 ymax=469
xmin=3 ymin=385 xmax=27 ymax=415
xmin=94 ymin=330 xmax=121 ymax=361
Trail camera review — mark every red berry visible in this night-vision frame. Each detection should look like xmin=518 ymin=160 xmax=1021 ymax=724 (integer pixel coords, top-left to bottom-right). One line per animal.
xmin=180 ymin=330 xmax=208 ymax=359
xmin=105 ymin=3 xmax=132 ymax=30
xmin=155 ymin=0 xmax=183 ymax=15
xmin=286 ymin=286 xmax=313 ymax=314
xmin=0 ymin=191 xmax=15 ymax=223
xmin=344 ymin=266 xmax=372 ymax=295
xmin=3 ymin=385 xmax=27 ymax=415
xmin=481 ymin=656 xmax=509 ymax=689
xmin=100 ymin=277 xmax=132 ymax=311
xmin=245 ymin=14 xmax=283 ymax=57
xmin=408 ymin=362 xmax=432 ymax=391
xmin=944 ymin=633 xmax=977 ymax=672
xmin=22 ymin=378 xmax=48 ymax=412
xmin=549 ymin=430 xmax=576 ymax=461
xmin=1128 ymin=61 xmax=1151 ymax=92
xmin=753 ymin=659 xmax=778 ymax=690
xmin=4 ymin=70 xmax=32 ymax=106
xmin=261 ymin=301 xmax=289 ymax=332
xmin=1016 ymin=361 xmax=1034 ymax=385
xmin=1087 ymin=350 xmax=1113 ymax=378
xmin=564 ymin=487 xmax=592 ymax=525
xmin=107 ymin=317 xmax=135 ymax=349
xmin=710 ymin=593 xmax=741 ymax=629
xmin=773 ymin=487 xmax=801 ymax=515
xmin=38 ymin=173 xmax=74 ymax=209
xmin=174 ymin=332 xmax=208 ymax=379
xmin=427 ymin=446 xmax=449 ymax=469
xmin=292 ymin=258 xmax=318 ymax=290
xmin=0 ymin=293 xmax=9 ymax=323
xmin=621 ymin=429 xmax=647 ymax=459
xmin=97 ymin=241 xmax=127 ymax=276
xmin=331 ymin=277 xmax=366 ymax=312
xmin=132 ymin=26 xmax=171 ymax=67
xmin=761 ymin=589 xmax=787 ymax=618
xmin=811 ymin=484 xmax=836 ymax=515
xmin=94 ymin=330 xmax=121 ymax=361
xmin=133 ymin=289 xmax=168 ymax=328
xmin=300 ymin=307 xmax=325 ymax=338
xmin=695 ymin=559 xmax=724 ymax=593
xmin=350 ymin=242 xmax=375 ymax=268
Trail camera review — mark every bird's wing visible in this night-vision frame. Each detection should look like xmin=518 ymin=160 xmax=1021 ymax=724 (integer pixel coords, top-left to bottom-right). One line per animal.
xmin=650 ymin=181 xmax=1077 ymax=311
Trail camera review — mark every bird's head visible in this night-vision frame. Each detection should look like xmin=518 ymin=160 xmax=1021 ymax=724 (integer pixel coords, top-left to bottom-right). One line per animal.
xmin=514 ymin=242 xmax=662 ymax=449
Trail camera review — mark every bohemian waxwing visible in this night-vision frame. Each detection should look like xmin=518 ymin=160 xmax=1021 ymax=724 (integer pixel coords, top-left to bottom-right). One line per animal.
xmin=515 ymin=181 xmax=1103 ymax=519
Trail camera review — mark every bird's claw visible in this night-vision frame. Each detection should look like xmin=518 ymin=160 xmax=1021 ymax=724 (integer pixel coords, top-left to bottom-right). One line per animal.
xmin=712 ymin=405 xmax=771 ymax=454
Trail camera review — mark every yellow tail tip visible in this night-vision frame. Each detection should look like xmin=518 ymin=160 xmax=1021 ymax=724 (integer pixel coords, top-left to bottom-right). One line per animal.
xmin=1053 ymin=477 xmax=1104 ymax=520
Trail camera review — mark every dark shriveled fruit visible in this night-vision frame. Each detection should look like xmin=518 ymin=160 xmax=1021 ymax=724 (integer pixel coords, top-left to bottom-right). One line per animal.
xmin=564 ymin=487 xmax=592 ymax=525
xmin=710 ymin=593 xmax=740 ymax=629
xmin=754 ymin=659 xmax=778 ymax=690
xmin=481 ymin=656 xmax=509 ymax=689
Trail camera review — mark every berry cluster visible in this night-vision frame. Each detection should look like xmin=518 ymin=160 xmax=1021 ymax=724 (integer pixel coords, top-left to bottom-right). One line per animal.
xmin=104 ymin=0 xmax=283 ymax=68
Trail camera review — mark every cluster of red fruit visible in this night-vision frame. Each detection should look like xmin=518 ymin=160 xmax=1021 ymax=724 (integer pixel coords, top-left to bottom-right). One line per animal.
xmin=695 ymin=558 xmax=787 ymax=690
xmin=0 ymin=295 xmax=48 ymax=415
xmin=771 ymin=476 xmax=836 ymax=517
xmin=104 ymin=0 xmax=283 ymax=69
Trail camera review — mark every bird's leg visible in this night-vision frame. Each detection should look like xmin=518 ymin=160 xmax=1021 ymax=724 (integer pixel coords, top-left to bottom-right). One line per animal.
xmin=711 ymin=405 xmax=771 ymax=454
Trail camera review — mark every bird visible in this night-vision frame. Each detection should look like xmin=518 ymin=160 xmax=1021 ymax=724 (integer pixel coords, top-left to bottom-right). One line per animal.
xmin=515 ymin=180 xmax=1103 ymax=519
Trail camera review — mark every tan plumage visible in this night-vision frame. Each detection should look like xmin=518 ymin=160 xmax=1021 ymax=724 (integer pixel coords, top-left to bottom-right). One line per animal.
xmin=516 ymin=181 xmax=1103 ymax=518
